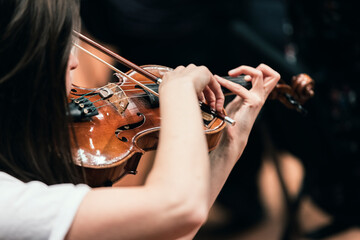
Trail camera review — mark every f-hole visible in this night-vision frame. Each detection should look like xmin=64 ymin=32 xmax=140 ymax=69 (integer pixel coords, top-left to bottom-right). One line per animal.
xmin=115 ymin=112 xmax=146 ymax=141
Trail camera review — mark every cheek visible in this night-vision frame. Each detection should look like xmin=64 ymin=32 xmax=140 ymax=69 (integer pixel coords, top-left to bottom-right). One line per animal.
xmin=65 ymin=67 xmax=72 ymax=95
xmin=66 ymin=51 xmax=79 ymax=95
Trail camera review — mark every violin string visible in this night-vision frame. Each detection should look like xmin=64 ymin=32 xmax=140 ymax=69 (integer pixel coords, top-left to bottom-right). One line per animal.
xmin=77 ymin=80 xmax=152 ymax=104
xmin=95 ymin=95 xmax=147 ymax=110
xmin=83 ymin=82 xmax=126 ymax=100
xmin=86 ymin=80 xmax=141 ymax=96
xmin=71 ymin=81 xmax=123 ymax=101
xmin=89 ymin=82 xmax=148 ymax=107
xmin=89 ymin=88 xmax=137 ymax=105
xmin=90 ymin=87 xmax=128 ymax=104
xmin=122 ymin=89 xmax=150 ymax=92
xmin=71 ymin=83 xmax=113 ymax=101
xmin=116 ymin=83 xmax=138 ymax=86
xmin=73 ymin=76 xmax=153 ymax=109
xmin=70 ymin=73 xmax=122 ymax=100
xmin=73 ymin=87 xmax=99 ymax=99
xmin=73 ymin=43 xmax=159 ymax=97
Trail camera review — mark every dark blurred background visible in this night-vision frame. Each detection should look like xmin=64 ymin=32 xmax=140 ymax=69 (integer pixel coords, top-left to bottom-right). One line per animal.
xmin=79 ymin=0 xmax=360 ymax=239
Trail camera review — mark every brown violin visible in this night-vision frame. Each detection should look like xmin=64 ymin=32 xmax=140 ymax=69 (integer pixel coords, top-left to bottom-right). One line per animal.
xmin=70 ymin=32 xmax=314 ymax=187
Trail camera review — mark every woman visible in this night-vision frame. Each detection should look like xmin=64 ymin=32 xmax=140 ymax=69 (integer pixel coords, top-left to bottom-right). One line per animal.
xmin=0 ymin=0 xmax=280 ymax=239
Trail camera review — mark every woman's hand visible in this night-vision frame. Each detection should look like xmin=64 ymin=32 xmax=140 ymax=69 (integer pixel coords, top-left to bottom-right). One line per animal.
xmin=161 ymin=64 xmax=224 ymax=112
xmin=215 ymin=64 xmax=280 ymax=148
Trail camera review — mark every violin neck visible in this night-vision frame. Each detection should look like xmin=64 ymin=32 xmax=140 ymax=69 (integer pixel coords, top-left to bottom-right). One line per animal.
xmin=141 ymin=75 xmax=251 ymax=97
xmin=221 ymin=75 xmax=252 ymax=96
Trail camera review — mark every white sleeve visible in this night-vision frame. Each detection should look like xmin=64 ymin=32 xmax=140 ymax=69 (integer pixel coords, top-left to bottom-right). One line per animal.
xmin=0 ymin=171 xmax=91 ymax=240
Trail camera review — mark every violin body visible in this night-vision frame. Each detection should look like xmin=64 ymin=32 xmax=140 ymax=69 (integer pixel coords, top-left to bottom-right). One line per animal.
xmin=70 ymin=65 xmax=226 ymax=187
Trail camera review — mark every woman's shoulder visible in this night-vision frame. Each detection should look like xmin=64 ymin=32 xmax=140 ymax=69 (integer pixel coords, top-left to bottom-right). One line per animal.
xmin=0 ymin=171 xmax=91 ymax=240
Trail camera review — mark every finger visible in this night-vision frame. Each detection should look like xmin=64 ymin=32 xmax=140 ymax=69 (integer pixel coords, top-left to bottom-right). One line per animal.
xmin=197 ymin=65 xmax=224 ymax=111
xmin=228 ymin=66 xmax=264 ymax=91
xmin=228 ymin=65 xmax=259 ymax=77
xmin=257 ymin=64 xmax=281 ymax=95
xmin=244 ymin=75 xmax=252 ymax=81
xmin=228 ymin=65 xmax=244 ymax=76
xmin=264 ymin=80 xmax=280 ymax=94
xmin=256 ymin=63 xmax=279 ymax=78
xmin=203 ymin=86 xmax=216 ymax=109
xmin=207 ymin=76 xmax=225 ymax=112
xmin=198 ymin=91 xmax=205 ymax=103
xmin=174 ymin=65 xmax=185 ymax=70
xmin=185 ymin=63 xmax=197 ymax=70
xmin=215 ymin=75 xmax=250 ymax=100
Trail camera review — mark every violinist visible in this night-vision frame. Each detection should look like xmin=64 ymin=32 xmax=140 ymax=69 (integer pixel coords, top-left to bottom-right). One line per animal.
xmin=0 ymin=0 xmax=280 ymax=239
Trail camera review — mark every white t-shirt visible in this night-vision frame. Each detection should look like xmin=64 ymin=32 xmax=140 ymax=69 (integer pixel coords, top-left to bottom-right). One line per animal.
xmin=0 ymin=171 xmax=90 ymax=240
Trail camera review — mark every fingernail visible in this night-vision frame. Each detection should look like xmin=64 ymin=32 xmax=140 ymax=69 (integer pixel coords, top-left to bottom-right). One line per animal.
xmin=244 ymin=75 xmax=252 ymax=81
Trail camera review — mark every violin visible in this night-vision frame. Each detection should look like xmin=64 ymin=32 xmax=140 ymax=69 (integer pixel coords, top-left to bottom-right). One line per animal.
xmin=70 ymin=32 xmax=314 ymax=187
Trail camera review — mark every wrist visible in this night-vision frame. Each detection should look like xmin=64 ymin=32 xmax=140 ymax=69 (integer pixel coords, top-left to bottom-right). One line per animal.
xmin=159 ymin=76 xmax=196 ymax=96
xmin=216 ymin=128 xmax=249 ymax=159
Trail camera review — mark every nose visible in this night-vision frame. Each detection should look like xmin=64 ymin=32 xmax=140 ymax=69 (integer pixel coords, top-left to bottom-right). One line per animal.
xmin=69 ymin=53 xmax=79 ymax=70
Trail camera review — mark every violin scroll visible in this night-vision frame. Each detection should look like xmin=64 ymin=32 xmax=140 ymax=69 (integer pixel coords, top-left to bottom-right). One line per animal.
xmin=291 ymin=73 xmax=315 ymax=103
xmin=268 ymin=73 xmax=315 ymax=114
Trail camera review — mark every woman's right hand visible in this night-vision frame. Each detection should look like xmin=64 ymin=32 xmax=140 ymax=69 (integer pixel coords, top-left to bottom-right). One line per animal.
xmin=161 ymin=64 xmax=224 ymax=112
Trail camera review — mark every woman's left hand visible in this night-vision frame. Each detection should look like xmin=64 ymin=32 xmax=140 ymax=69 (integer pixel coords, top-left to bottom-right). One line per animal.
xmin=214 ymin=63 xmax=280 ymax=148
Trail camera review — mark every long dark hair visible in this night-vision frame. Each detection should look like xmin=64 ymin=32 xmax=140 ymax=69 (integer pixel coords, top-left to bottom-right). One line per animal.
xmin=0 ymin=0 xmax=82 ymax=184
